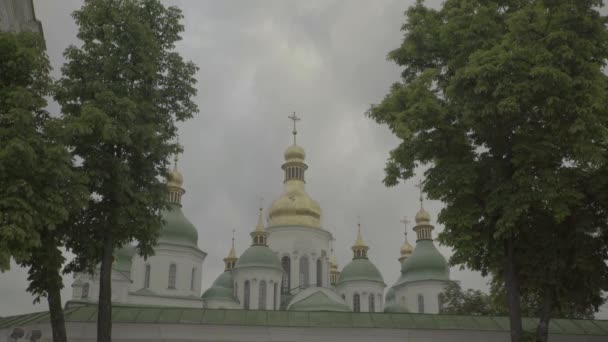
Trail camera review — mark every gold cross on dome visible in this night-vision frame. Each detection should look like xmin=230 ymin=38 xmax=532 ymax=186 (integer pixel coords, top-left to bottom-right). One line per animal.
xmin=288 ymin=112 xmax=301 ymax=144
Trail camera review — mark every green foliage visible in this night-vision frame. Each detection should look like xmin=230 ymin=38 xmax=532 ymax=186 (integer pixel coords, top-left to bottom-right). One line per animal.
xmin=0 ymin=31 xmax=87 ymax=274
xmin=441 ymin=281 xmax=595 ymax=319
xmin=55 ymin=0 xmax=198 ymax=271
xmin=368 ymin=0 xmax=608 ymax=339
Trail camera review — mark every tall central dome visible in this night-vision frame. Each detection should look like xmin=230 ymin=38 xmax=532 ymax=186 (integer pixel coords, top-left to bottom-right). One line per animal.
xmin=267 ymin=114 xmax=322 ymax=228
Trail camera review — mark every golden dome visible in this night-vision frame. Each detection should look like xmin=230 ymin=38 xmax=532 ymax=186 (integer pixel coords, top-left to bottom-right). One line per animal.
xmin=330 ymin=254 xmax=338 ymax=270
xmin=415 ymin=207 xmax=431 ymax=225
xmin=284 ymin=144 xmax=306 ymax=161
xmin=268 ymin=189 xmax=322 ymax=227
xmin=167 ymin=165 xmax=183 ymax=188
xmin=400 ymin=240 xmax=414 ymax=257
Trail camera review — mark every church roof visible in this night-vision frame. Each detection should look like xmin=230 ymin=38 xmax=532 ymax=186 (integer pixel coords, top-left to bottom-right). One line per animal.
xmin=158 ymin=204 xmax=199 ymax=247
xmin=201 ymin=271 xmax=238 ymax=303
xmin=234 ymin=245 xmax=282 ymax=271
xmin=395 ymin=240 xmax=449 ymax=286
xmin=337 ymin=258 xmax=385 ymax=285
xmin=4 ymin=304 xmax=608 ymax=337
xmin=286 ymin=287 xmax=350 ymax=312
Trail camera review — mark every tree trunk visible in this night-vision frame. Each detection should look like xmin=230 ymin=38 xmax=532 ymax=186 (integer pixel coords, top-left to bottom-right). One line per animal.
xmin=536 ymin=291 xmax=553 ymax=342
xmin=47 ymin=279 xmax=67 ymax=342
xmin=97 ymin=234 xmax=113 ymax=342
xmin=504 ymin=234 xmax=523 ymax=342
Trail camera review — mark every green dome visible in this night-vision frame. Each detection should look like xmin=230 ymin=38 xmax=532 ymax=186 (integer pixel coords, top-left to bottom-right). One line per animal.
xmin=158 ymin=204 xmax=198 ymax=247
xmin=395 ymin=240 xmax=449 ymax=286
xmin=287 ymin=287 xmax=351 ymax=312
xmin=337 ymin=258 xmax=384 ymax=285
xmin=202 ymin=271 xmax=238 ymax=302
xmin=112 ymin=245 xmax=135 ymax=272
xmin=234 ymin=245 xmax=282 ymax=271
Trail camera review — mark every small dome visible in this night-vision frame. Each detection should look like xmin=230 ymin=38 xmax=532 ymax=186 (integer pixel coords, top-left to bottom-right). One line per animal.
xmin=202 ymin=271 xmax=238 ymax=302
xmin=415 ymin=207 xmax=431 ymax=225
xmin=287 ymin=287 xmax=350 ymax=312
xmin=329 ymin=255 xmax=338 ymax=270
xmin=167 ymin=167 xmax=184 ymax=188
xmin=400 ymin=240 xmax=414 ymax=257
xmin=112 ymin=245 xmax=136 ymax=272
xmin=158 ymin=204 xmax=199 ymax=247
xmin=284 ymin=144 xmax=306 ymax=161
xmin=396 ymin=240 xmax=449 ymax=285
xmin=234 ymin=245 xmax=282 ymax=271
xmin=337 ymin=258 xmax=384 ymax=285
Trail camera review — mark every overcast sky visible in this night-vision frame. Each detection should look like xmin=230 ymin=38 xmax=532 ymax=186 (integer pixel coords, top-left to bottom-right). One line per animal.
xmin=1 ymin=0 xmax=606 ymax=319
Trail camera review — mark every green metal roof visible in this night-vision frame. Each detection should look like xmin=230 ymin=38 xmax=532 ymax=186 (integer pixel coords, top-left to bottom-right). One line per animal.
xmin=2 ymin=304 xmax=608 ymax=336
xmin=287 ymin=288 xmax=351 ymax=312
xmin=159 ymin=203 xmax=199 ymax=247
xmin=234 ymin=245 xmax=282 ymax=271
xmin=396 ymin=240 xmax=449 ymax=285
xmin=201 ymin=271 xmax=238 ymax=303
xmin=337 ymin=258 xmax=385 ymax=285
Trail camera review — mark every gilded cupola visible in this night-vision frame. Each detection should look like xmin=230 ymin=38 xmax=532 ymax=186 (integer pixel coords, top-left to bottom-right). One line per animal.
xmin=267 ymin=113 xmax=323 ymax=228
xmin=399 ymin=217 xmax=413 ymax=263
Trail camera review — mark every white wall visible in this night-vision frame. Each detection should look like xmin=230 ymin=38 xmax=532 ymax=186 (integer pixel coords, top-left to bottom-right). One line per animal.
xmin=336 ymin=280 xmax=385 ymax=312
xmin=266 ymin=226 xmax=332 ymax=291
xmin=232 ymin=267 xmax=282 ymax=310
xmin=1 ymin=322 xmax=604 ymax=342
xmin=393 ymin=280 xmax=448 ymax=314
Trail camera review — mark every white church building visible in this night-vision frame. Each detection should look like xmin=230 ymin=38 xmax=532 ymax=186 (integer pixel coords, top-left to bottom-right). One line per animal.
xmin=2 ymin=122 xmax=607 ymax=342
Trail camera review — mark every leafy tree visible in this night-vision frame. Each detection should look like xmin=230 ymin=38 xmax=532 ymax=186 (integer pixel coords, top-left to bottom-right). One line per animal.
xmin=441 ymin=281 xmax=595 ymax=320
xmin=0 ymin=31 xmax=88 ymax=342
xmin=367 ymin=1 xmax=608 ymax=341
xmin=55 ymin=1 xmax=198 ymax=341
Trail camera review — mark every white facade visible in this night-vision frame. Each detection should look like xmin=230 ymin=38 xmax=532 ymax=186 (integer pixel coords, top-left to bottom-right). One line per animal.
xmin=336 ymin=280 xmax=385 ymax=313
xmin=266 ymin=226 xmax=332 ymax=292
xmin=232 ymin=267 xmax=282 ymax=310
xmin=71 ymin=241 xmax=206 ymax=308
xmin=393 ymin=280 xmax=447 ymax=314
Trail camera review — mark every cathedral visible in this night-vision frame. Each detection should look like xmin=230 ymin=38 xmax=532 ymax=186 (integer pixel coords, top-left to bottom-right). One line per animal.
xmin=69 ymin=118 xmax=451 ymax=315
xmin=4 ymin=122 xmax=604 ymax=342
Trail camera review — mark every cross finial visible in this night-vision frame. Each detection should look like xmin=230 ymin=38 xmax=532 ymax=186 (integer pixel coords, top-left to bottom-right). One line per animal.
xmin=232 ymin=228 xmax=236 ymax=244
xmin=400 ymin=216 xmax=410 ymax=237
xmin=259 ymin=196 xmax=264 ymax=211
xmin=173 ymin=136 xmax=180 ymax=169
xmin=416 ymin=179 xmax=424 ymax=209
xmin=288 ymin=112 xmax=301 ymax=144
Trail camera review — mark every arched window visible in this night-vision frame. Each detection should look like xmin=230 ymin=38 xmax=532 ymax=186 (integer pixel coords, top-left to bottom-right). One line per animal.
xmin=259 ymin=281 xmax=267 ymax=310
xmin=144 ymin=264 xmax=151 ymax=289
xmin=369 ymin=294 xmax=375 ymax=312
xmin=273 ymin=283 xmax=278 ymax=310
xmin=316 ymin=259 xmax=322 ymax=287
xmin=81 ymin=283 xmax=89 ymax=299
xmin=438 ymin=293 xmax=445 ymax=313
xmin=353 ymin=293 xmax=361 ymax=312
xmin=418 ymin=294 xmax=424 ymax=313
xmin=168 ymin=264 xmax=177 ymax=289
xmin=234 ymin=282 xmax=238 ymax=297
xmin=299 ymin=256 xmax=309 ymax=288
xmin=244 ymin=280 xmax=251 ymax=310
xmin=190 ymin=268 xmax=196 ymax=291
xmin=342 ymin=294 xmax=346 ymax=301
xmin=281 ymin=256 xmax=291 ymax=294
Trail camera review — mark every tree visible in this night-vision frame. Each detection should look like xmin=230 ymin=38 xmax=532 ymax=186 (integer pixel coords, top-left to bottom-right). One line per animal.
xmin=54 ymin=1 xmax=198 ymax=341
xmin=0 ymin=31 xmax=88 ymax=342
xmin=367 ymin=1 xmax=608 ymax=341
xmin=441 ymin=281 xmax=595 ymax=320
xmin=440 ymin=282 xmax=498 ymax=316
